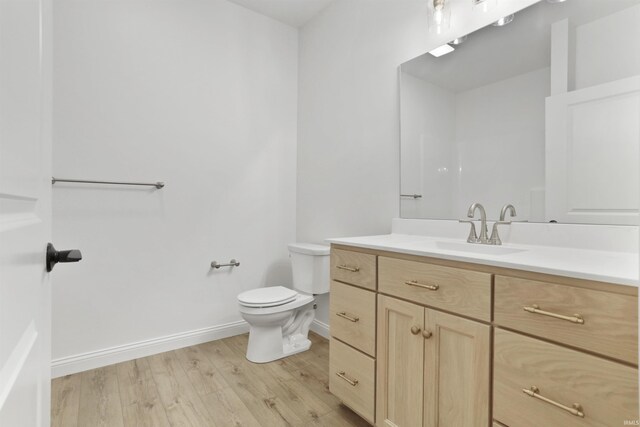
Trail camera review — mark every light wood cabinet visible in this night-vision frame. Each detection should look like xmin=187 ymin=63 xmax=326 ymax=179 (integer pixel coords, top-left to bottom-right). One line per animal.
xmin=328 ymin=245 xmax=638 ymax=427
xmin=423 ymin=309 xmax=491 ymax=427
xmin=494 ymin=329 xmax=639 ymax=426
xmin=329 ymin=338 xmax=376 ymax=424
xmin=330 ymin=248 xmax=377 ymax=290
xmin=494 ymin=275 xmax=638 ymax=364
xmin=330 ymin=280 xmax=376 ymax=356
xmin=376 ymin=295 xmax=425 ymax=427
xmin=376 ymin=295 xmax=491 ymax=427
xmin=379 ymin=256 xmax=492 ymax=321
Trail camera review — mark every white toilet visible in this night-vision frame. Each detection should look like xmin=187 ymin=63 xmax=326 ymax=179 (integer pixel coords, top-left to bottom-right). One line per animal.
xmin=237 ymin=243 xmax=330 ymax=363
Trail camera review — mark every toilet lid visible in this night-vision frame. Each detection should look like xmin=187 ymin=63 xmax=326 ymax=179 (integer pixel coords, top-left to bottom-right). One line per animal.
xmin=237 ymin=286 xmax=298 ymax=308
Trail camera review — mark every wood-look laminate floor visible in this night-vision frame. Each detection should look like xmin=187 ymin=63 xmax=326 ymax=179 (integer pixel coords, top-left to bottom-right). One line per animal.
xmin=51 ymin=332 xmax=371 ymax=427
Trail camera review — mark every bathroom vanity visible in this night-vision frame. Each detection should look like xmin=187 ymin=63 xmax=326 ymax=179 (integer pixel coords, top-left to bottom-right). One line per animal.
xmin=330 ymin=0 xmax=640 ymax=424
xmin=326 ymin=232 xmax=638 ymax=427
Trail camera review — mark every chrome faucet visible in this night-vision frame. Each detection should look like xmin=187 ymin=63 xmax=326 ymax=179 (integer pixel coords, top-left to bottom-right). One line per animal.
xmin=489 ymin=204 xmax=517 ymax=245
xmin=466 ymin=203 xmax=489 ymax=244
xmin=500 ymin=204 xmax=517 ymax=222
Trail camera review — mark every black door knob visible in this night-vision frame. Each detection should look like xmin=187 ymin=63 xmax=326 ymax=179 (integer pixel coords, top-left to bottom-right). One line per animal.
xmin=46 ymin=243 xmax=82 ymax=272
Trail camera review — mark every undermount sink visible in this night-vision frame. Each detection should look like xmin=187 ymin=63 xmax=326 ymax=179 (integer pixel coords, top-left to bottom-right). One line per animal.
xmin=435 ymin=241 xmax=526 ymax=256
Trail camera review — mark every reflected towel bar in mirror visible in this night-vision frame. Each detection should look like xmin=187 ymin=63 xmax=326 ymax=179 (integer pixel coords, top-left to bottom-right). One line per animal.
xmin=52 ymin=177 xmax=164 ymax=189
xmin=401 ymin=194 xmax=422 ymax=199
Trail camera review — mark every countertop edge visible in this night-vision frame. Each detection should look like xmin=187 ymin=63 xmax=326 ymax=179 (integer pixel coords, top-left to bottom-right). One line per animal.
xmin=326 ymin=238 xmax=639 ymax=288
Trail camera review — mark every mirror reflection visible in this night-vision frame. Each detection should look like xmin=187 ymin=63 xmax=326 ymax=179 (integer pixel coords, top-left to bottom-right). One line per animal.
xmin=400 ymin=0 xmax=639 ymax=225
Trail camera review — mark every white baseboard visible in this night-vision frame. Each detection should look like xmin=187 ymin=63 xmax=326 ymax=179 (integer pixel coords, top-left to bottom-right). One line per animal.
xmin=51 ymin=320 xmax=249 ymax=378
xmin=310 ymin=319 xmax=330 ymax=339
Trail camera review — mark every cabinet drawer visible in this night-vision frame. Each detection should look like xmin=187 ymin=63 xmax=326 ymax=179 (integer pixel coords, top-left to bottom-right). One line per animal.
xmin=330 ymin=248 xmax=377 ymax=290
xmin=329 ymin=281 xmax=376 ymax=356
xmin=378 ymin=257 xmax=492 ymax=321
xmin=494 ymin=276 xmax=638 ymax=364
xmin=494 ymin=329 xmax=639 ymax=427
xmin=329 ymin=338 xmax=375 ymax=424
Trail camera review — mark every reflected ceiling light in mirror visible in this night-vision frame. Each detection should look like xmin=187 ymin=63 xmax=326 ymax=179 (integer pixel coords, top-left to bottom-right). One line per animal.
xmin=428 ymin=0 xmax=451 ymax=34
xmin=449 ymin=35 xmax=468 ymax=45
xmin=546 ymin=0 xmax=567 ymax=3
xmin=492 ymin=13 xmax=514 ymax=26
xmin=428 ymin=44 xmax=455 ymax=57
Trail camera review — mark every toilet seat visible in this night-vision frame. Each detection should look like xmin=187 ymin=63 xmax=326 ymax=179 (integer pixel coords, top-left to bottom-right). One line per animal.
xmin=238 ymin=286 xmax=298 ymax=308
xmin=238 ymin=293 xmax=314 ymax=315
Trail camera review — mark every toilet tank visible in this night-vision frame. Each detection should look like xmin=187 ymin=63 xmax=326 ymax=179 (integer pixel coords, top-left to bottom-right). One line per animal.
xmin=288 ymin=243 xmax=330 ymax=294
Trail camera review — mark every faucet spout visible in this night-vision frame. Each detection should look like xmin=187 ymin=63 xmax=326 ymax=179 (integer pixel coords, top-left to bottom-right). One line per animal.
xmin=500 ymin=204 xmax=517 ymax=221
xmin=467 ymin=203 xmax=489 ymax=243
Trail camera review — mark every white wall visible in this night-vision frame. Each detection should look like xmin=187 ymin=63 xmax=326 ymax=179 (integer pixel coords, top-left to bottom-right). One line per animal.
xmin=297 ymin=0 xmax=539 ymax=324
xmin=52 ymin=0 xmax=298 ymax=372
xmin=400 ymin=72 xmax=456 ymax=219
xmin=574 ymin=4 xmax=640 ymax=90
xmin=454 ymin=67 xmax=549 ymax=220
xmin=400 ymin=67 xmax=548 ymax=222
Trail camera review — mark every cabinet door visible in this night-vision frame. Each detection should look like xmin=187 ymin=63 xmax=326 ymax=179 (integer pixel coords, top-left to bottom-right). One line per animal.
xmin=423 ymin=309 xmax=491 ymax=427
xmin=377 ymin=295 xmax=425 ymax=427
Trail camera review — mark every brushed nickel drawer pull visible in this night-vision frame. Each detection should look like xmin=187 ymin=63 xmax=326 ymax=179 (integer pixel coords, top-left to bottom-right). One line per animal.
xmin=523 ymin=304 xmax=584 ymax=324
xmin=336 ymin=265 xmax=360 ymax=273
xmin=336 ymin=312 xmax=359 ymax=322
xmin=336 ymin=371 xmax=358 ymax=386
xmin=522 ymin=386 xmax=584 ymax=418
xmin=405 ymin=280 xmax=439 ymax=291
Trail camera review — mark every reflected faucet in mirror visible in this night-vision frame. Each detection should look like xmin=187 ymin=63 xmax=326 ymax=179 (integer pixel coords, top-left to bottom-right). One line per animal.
xmin=489 ymin=204 xmax=517 ymax=245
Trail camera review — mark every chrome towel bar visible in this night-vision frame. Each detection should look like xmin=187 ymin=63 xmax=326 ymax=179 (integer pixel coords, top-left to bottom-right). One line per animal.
xmin=211 ymin=259 xmax=240 ymax=269
xmin=52 ymin=177 xmax=164 ymax=189
xmin=400 ymin=194 xmax=422 ymax=199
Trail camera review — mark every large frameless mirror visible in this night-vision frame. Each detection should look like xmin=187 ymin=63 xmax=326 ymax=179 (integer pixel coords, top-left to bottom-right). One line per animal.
xmin=399 ymin=0 xmax=640 ymax=225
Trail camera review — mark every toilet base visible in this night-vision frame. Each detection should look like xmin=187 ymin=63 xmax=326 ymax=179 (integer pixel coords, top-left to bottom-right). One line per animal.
xmin=245 ymin=329 xmax=313 ymax=363
xmin=244 ymin=303 xmax=315 ymax=363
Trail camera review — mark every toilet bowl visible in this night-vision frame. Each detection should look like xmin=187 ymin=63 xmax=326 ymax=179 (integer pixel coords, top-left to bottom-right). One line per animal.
xmin=237 ymin=243 xmax=330 ymax=363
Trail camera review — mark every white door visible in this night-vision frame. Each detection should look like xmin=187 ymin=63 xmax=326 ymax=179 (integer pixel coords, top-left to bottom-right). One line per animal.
xmin=545 ymin=76 xmax=640 ymax=225
xmin=0 ymin=0 xmax=53 ymax=425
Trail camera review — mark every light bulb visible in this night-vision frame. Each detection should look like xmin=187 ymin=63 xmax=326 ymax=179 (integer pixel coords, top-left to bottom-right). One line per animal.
xmin=434 ymin=9 xmax=444 ymax=25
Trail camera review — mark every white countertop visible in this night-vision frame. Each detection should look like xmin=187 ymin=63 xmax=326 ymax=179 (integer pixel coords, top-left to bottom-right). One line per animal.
xmin=326 ymin=233 xmax=639 ymax=287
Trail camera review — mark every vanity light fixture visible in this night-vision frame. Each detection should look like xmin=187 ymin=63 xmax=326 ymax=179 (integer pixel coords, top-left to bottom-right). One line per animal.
xmin=492 ymin=13 xmax=514 ymax=26
xmin=428 ymin=44 xmax=455 ymax=57
xmin=428 ymin=0 xmax=451 ymax=34
xmin=546 ymin=0 xmax=567 ymax=3
xmin=473 ymin=0 xmax=496 ymax=13
xmin=449 ymin=35 xmax=468 ymax=45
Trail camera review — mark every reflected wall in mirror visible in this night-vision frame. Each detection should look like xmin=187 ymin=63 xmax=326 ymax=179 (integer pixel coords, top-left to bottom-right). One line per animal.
xmin=400 ymin=0 xmax=640 ymax=225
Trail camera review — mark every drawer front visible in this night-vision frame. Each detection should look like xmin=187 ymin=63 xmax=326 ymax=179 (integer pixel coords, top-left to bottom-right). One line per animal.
xmin=329 ymin=338 xmax=375 ymax=424
xmin=494 ymin=276 xmax=638 ymax=364
xmin=494 ymin=329 xmax=639 ymax=427
xmin=331 ymin=248 xmax=377 ymax=290
xmin=329 ymin=281 xmax=376 ymax=356
xmin=378 ymin=256 xmax=492 ymax=321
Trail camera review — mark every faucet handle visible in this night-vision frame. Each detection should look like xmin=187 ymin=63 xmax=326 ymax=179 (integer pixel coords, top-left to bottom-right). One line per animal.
xmin=459 ymin=219 xmax=479 ymax=243
xmin=489 ymin=221 xmax=512 ymax=245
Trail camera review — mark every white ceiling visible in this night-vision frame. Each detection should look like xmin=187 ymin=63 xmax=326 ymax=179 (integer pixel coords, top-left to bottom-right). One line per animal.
xmin=402 ymin=0 xmax=640 ymax=92
xmin=226 ymin=0 xmax=336 ymax=27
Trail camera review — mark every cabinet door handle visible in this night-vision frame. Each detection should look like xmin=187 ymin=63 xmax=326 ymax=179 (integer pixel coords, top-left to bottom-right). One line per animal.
xmin=336 ymin=312 xmax=359 ymax=322
xmin=405 ymin=280 xmax=439 ymax=291
xmin=410 ymin=325 xmax=421 ymax=335
xmin=336 ymin=265 xmax=360 ymax=272
xmin=336 ymin=371 xmax=358 ymax=386
xmin=523 ymin=304 xmax=584 ymax=324
xmin=522 ymin=386 xmax=584 ymax=418
xmin=422 ymin=330 xmax=432 ymax=339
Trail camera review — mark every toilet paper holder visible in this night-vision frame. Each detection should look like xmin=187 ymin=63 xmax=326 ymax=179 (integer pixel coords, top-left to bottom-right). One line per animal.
xmin=211 ymin=259 xmax=240 ymax=269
